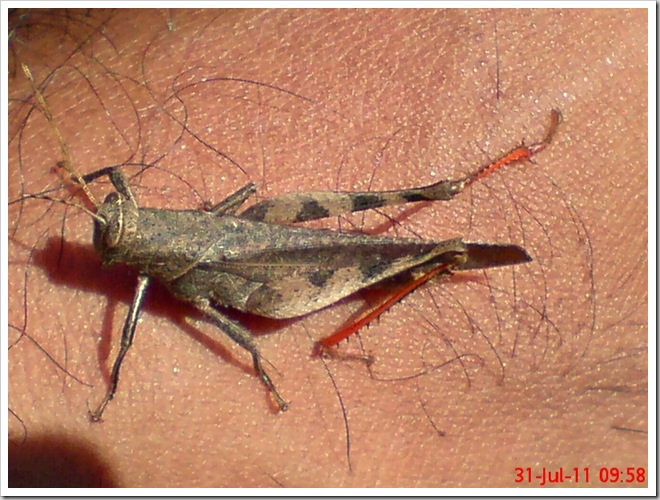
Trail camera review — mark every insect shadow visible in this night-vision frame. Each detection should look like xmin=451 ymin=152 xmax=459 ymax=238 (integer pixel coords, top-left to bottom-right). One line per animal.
xmin=29 ymin=236 xmax=297 ymax=390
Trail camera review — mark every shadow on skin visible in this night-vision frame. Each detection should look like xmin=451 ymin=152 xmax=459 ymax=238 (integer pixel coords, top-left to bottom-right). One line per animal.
xmin=9 ymin=432 xmax=119 ymax=487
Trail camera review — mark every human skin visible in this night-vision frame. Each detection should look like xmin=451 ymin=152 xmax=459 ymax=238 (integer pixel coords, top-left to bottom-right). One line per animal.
xmin=8 ymin=9 xmax=647 ymax=488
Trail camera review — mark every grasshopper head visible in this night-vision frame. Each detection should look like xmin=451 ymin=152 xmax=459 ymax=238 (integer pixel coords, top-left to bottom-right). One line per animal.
xmin=93 ymin=191 xmax=138 ymax=256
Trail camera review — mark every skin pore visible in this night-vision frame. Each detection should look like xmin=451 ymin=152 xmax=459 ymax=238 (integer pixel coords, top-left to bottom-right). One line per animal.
xmin=8 ymin=9 xmax=647 ymax=487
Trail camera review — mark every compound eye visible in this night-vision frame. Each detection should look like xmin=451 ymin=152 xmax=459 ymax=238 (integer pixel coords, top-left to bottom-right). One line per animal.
xmin=94 ymin=193 xmax=125 ymax=249
xmin=105 ymin=197 xmax=125 ymax=248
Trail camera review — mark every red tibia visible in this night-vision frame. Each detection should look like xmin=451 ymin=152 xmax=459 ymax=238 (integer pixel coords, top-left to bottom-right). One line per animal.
xmin=314 ymin=262 xmax=452 ymax=354
xmin=465 ymin=108 xmax=562 ymax=187
xmin=313 ymin=109 xmax=562 ymax=354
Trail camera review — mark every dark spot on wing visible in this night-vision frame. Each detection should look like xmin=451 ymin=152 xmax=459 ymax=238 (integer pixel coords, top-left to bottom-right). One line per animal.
xmin=309 ymin=268 xmax=335 ymax=288
xmin=359 ymin=257 xmax=393 ymax=281
xmin=295 ymin=199 xmax=330 ymax=222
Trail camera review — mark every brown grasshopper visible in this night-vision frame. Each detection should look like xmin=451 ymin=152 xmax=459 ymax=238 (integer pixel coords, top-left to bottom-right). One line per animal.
xmin=22 ymin=65 xmax=561 ymax=420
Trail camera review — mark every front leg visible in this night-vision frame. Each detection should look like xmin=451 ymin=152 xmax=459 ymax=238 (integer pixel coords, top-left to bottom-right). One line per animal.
xmin=90 ymin=274 xmax=151 ymax=422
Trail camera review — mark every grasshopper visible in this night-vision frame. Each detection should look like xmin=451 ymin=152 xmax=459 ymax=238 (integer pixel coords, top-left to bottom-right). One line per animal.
xmin=22 ymin=65 xmax=561 ymax=419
